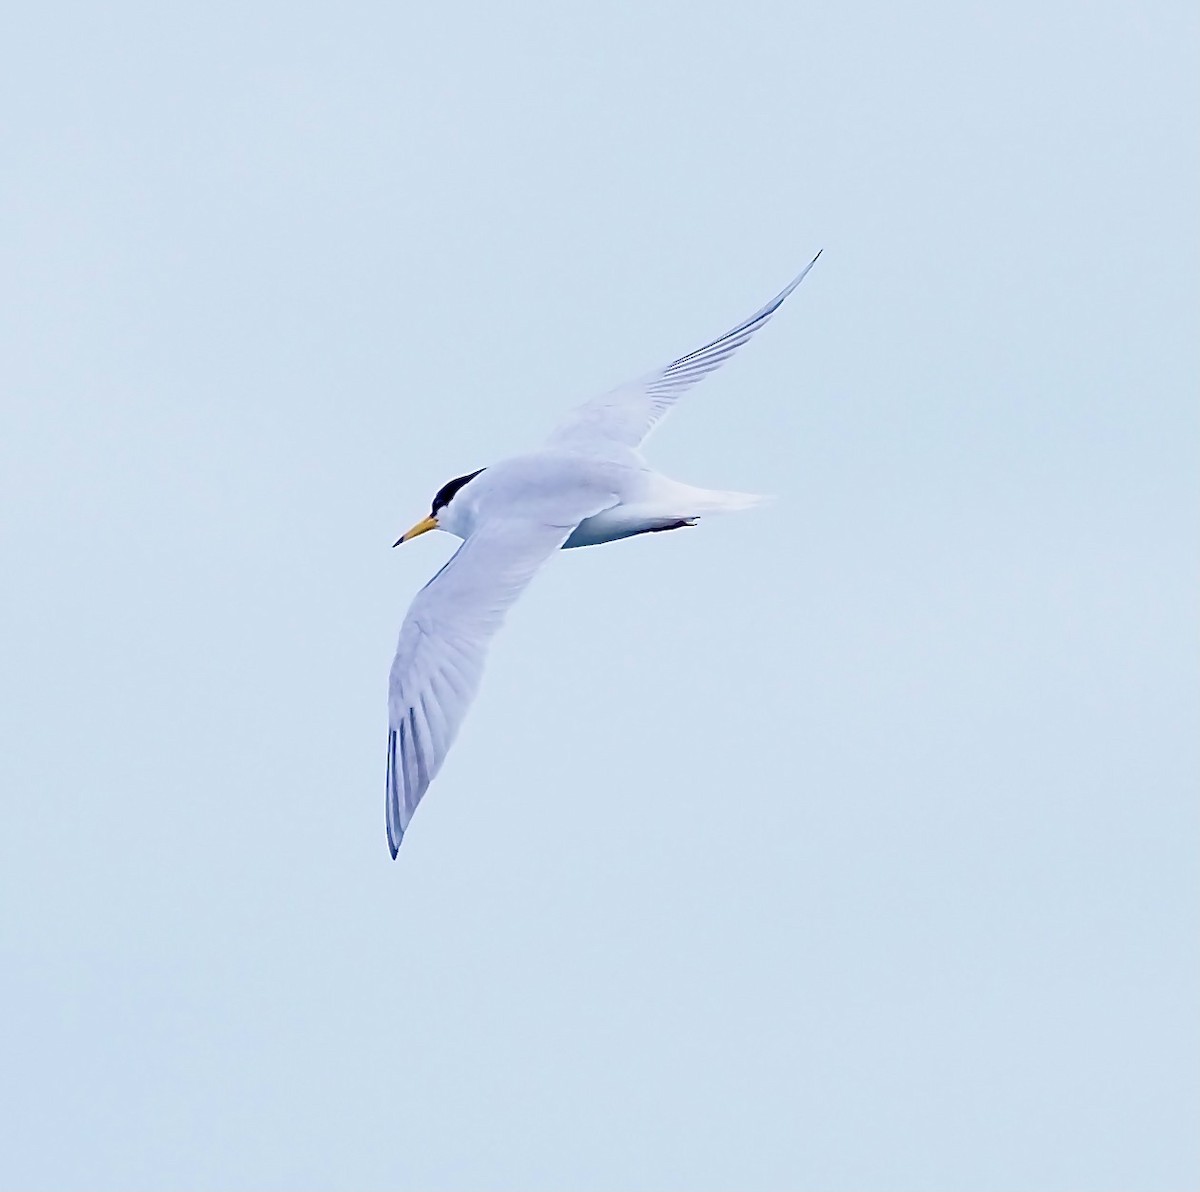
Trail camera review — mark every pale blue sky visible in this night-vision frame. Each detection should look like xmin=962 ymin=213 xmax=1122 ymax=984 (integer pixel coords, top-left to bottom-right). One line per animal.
xmin=1 ymin=0 xmax=1197 ymax=1189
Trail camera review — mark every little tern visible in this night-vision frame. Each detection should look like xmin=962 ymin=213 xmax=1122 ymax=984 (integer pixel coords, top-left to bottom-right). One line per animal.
xmin=386 ymin=252 xmax=821 ymax=856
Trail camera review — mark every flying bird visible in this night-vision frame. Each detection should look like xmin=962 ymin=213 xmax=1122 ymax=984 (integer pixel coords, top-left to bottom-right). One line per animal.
xmin=386 ymin=253 xmax=821 ymax=856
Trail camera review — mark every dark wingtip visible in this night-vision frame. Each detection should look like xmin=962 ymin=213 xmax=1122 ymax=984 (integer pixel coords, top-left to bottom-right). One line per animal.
xmin=386 ymin=727 xmax=403 ymax=858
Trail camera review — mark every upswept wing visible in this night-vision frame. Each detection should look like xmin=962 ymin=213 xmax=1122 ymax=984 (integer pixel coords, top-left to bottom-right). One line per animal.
xmin=549 ymin=251 xmax=821 ymax=450
xmin=386 ymin=509 xmax=607 ymax=856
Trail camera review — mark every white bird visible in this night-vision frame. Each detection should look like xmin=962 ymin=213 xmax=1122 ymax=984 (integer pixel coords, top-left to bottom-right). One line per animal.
xmin=386 ymin=252 xmax=821 ymax=856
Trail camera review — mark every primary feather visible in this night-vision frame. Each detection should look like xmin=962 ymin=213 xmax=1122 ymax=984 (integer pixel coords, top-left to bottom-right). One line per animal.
xmin=549 ymin=251 xmax=821 ymax=450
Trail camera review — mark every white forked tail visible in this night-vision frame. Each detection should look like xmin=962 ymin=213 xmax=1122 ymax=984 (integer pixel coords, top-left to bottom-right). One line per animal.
xmin=697 ymin=488 xmax=769 ymax=513
xmin=666 ymin=479 xmax=770 ymax=516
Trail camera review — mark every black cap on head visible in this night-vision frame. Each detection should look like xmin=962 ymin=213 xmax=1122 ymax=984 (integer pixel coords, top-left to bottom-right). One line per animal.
xmin=431 ymin=468 xmax=485 ymax=515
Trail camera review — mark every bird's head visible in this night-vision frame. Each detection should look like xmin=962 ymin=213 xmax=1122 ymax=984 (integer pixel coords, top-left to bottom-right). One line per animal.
xmin=393 ymin=468 xmax=486 ymax=546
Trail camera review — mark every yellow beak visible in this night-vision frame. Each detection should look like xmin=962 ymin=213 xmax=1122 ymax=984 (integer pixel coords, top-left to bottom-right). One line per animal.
xmin=393 ymin=515 xmax=438 ymax=547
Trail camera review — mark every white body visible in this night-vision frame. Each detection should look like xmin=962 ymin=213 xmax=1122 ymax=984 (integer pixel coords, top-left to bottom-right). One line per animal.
xmin=434 ymin=449 xmax=762 ymax=550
